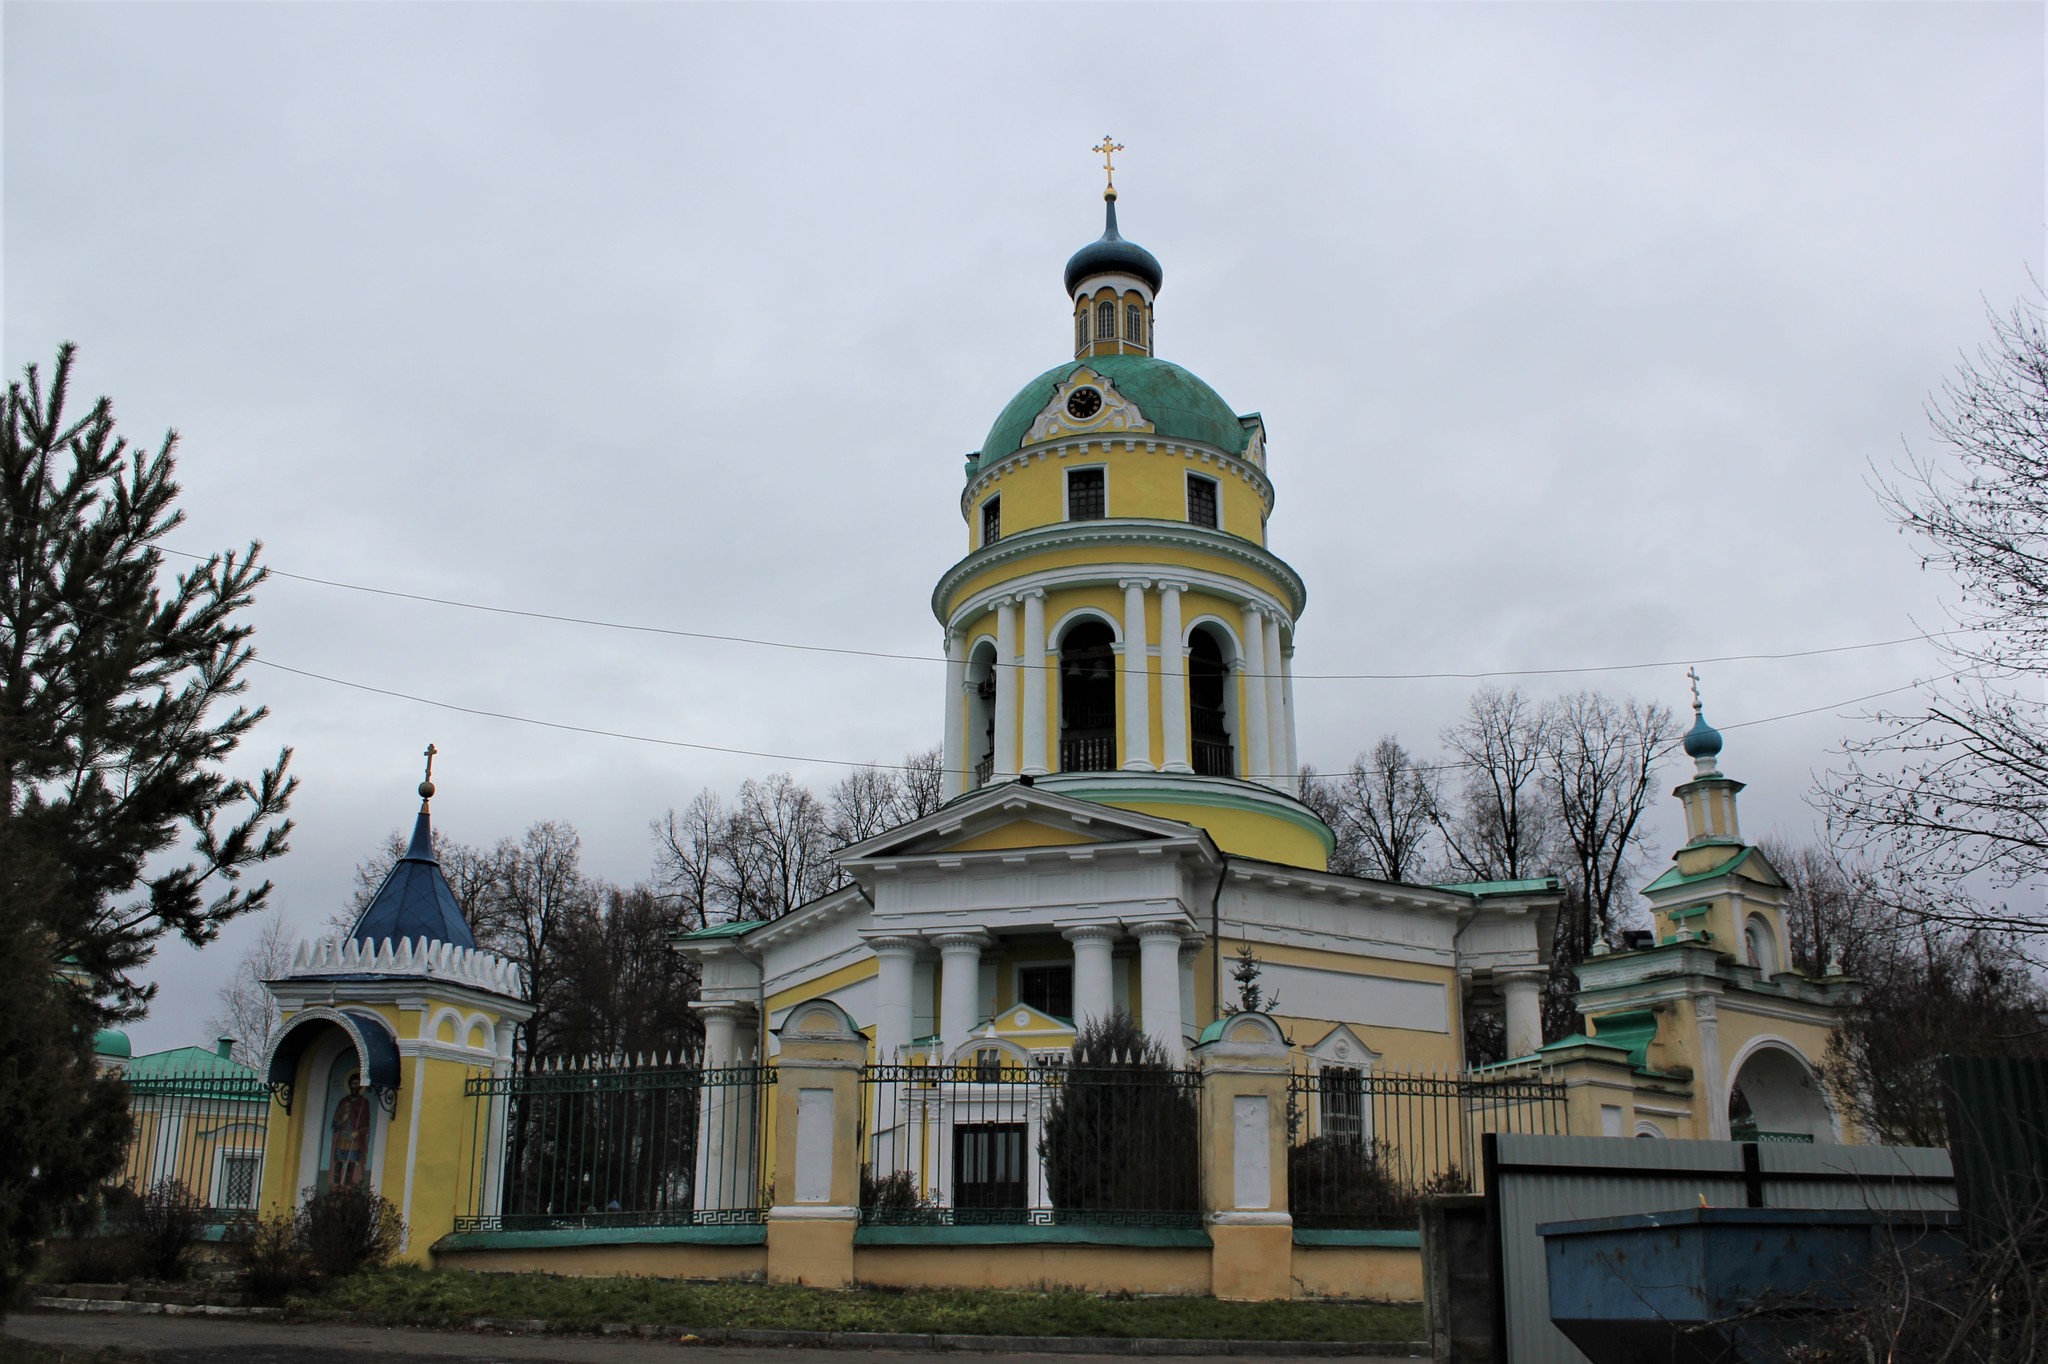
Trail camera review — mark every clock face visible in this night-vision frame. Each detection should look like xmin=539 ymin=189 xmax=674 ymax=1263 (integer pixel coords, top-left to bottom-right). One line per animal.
xmin=1065 ymin=386 xmax=1103 ymax=420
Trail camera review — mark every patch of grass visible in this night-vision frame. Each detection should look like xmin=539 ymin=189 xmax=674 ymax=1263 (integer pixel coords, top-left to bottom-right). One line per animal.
xmin=301 ymin=1265 xmax=1424 ymax=1342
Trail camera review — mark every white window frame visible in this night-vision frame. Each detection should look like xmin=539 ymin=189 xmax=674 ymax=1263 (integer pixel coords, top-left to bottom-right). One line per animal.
xmin=1065 ymin=464 xmax=1108 ymax=522
xmin=980 ymin=495 xmax=1001 ymax=548
xmin=1096 ymin=299 xmax=1117 ymax=342
xmin=212 ymin=1145 xmax=264 ymax=1211
xmin=1186 ymin=472 xmax=1221 ymax=531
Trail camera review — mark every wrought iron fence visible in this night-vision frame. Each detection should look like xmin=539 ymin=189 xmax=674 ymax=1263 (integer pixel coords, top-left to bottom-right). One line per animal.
xmin=455 ymin=1053 xmax=774 ymax=1232
xmin=861 ymin=1056 xmax=1203 ymax=1227
xmin=1288 ymin=1067 xmax=1568 ymax=1228
xmin=115 ymin=1069 xmax=272 ymax=1225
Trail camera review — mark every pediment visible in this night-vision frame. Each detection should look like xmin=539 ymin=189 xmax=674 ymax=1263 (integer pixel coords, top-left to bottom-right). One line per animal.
xmin=838 ymin=783 xmax=1205 ymax=865
xmin=1023 ymin=367 xmax=1154 ymax=446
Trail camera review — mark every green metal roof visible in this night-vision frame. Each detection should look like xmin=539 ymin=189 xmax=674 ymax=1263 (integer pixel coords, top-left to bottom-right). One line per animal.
xmin=671 ymin=919 xmax=764 ymax=942
xmin=1584 ymin=1009 xmax=1658 ymax=1070
xmin=1432 ymin=876 xmax=1562 ymax=897
xmin=123 ymin=1043 xmax=260 ymax=1084
xmin=1644 ymin=846 xmax=1753 ymax=893
xmin=975 ymin=355 xmax=1249 ymax=472
xmin=93 ymin=1028 xmax=131 ymax=1059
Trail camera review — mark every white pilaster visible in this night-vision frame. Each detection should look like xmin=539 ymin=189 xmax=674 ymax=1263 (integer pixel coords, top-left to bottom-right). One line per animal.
xmin=1120 ymin=579 xmax=1152 ymax=771
xmin=1063 ymin=925 xmax=1119 ymax=1029
xmin=1134 ymin=921 xmax=1188 ymax=1061
xmin=1263 ymin=613 xmax=1287 ymax=793
xmin=692 ymin=1001 xmax=754 ymax=1210
xmin=1239 ymin=605 xmax=1271 ymax=784
xmin=1500 ymin=968 xmax=1547 ymax=1060
xmin=942 ymin=633 xmax=967 ymax=799
xmin=1157 ymin=581 xmax=1191 ymax=773
xmin=1021 ymin=590 xmax=1049 ymax=777
xmin=993 ymin=598 xmax=1018 ymax=780
xmin=1696 ymin=994 xmax=1729 ymax=1140
xmin=935 ymin=932 xmax=992 ymax=1053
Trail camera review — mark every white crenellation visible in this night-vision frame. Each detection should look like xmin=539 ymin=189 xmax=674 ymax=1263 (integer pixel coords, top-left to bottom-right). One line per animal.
xmin=286 ymin=934 xmax=524 ymax=999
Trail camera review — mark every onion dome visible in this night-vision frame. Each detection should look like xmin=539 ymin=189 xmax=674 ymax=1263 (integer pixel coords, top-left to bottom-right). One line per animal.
xmin=1682 ymin=710 xmax=1724 ymax=761
xmin=1064 ymin=197 xmax=1163 ymax=297
xmin=347 ymin=747 xmax=477 ymax=951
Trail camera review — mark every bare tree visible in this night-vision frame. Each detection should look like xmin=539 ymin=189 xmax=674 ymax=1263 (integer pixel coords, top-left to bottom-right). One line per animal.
xmin=545 ymin=883 xmax=701 ymax=1060
xmin=206 ymin=910 xmax=295 ymax=1063
xmin=1541 ymin=691 xmax=1677 ymax=957
xmin=1755 ymin=836 xmax=1891 ymax=977
xmin=1434 ymin=684 xmax=1557 ymax=882
xmin=651 ymin=790 xmax=728 ymax=931
xmin=1830 ymin=297 xmax=2048 ymax=927
xmin=828 ymin=765 xmax=904 ymax=852
xmin=1332 ymin=737 xmax=1440 ymax=883
xmin=729 ymin=773 xmax=835 ymax=919
xmin=1295 ymin=764 xmax=1363 ymax=876
xmin=473 ymin=820 xmax=596 ymax=1059
xmin=336 ymin=824 xmax=494 ymax=934
xmin=897 ymin=744 xmax=946 ymax=821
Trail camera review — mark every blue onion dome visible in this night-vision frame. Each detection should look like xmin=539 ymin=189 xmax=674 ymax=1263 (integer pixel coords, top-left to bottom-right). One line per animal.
xmin=1064 ymin=197 xmax=1163 ymax=297
xmin=1682 ymin=708 xmax=1724 ymax=761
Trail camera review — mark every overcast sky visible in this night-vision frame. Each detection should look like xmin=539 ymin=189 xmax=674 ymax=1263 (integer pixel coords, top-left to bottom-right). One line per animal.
xmin=6 ymin=3 xmax=2041 ymax=1055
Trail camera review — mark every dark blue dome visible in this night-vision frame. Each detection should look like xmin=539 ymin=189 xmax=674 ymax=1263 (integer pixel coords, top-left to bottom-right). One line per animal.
xmin=349 ymin=807 xmax=476 ymax=950
xmin=1064 ymin=198 xmax=1163 ymax=296
xmin=1682 ymin=710 xmax=1724 ymax=761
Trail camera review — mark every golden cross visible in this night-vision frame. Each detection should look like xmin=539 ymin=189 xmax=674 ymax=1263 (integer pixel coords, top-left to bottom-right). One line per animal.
xmin=1093 ymin=135 xmax=1123 ymax=192
xmin=1685 ymin=667 xmax=1703 ymax=712
xmin=422 ymin=743 xmax=438 ymax=786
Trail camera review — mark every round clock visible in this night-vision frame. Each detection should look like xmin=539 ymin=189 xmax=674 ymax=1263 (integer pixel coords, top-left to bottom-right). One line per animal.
xmin=1065 ymin=387 xmax=1103 ymax=420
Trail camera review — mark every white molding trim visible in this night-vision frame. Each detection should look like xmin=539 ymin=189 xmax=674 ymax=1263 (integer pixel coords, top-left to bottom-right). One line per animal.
xmin=947 ymin=561 xmax=1297 ymax=640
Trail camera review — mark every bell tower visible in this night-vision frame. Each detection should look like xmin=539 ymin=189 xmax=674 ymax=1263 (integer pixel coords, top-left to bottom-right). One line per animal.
xmin=934 ymin=141 xmax=1328 ymax=870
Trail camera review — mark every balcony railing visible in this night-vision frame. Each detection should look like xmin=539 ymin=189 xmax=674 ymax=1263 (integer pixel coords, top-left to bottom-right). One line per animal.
xmin=1060 ymin=731 xmax=1116 ymax=772
xmin=1192 ymin=737 xmax=1234 ymax=777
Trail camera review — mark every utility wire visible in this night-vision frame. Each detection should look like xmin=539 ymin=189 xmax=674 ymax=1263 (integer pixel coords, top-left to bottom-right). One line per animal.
xmin=161 ymin=544 xmax=1973 ymax=684
xmin=248 ymin=653 xmax=1936 ymax=780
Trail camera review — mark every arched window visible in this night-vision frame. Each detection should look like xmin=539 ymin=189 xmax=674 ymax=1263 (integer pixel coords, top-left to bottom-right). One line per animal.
xmin=1746 ymin=915 xmax=1779 ymax=977
xmin=1096 ymin=300 xmax=1116 ymax=341
xmin=1189 ymin=628 xmax=1233 ymax=776
xmin=1058 ymin=621 xmax=1117 ymax=772
xmin=1075 ymin=310 xmax=1088 ymax=349
xmin=967 ymin=641 xmax=998 ymax=789
xmin=1126 ymin=303 xmax=1144 ymax=349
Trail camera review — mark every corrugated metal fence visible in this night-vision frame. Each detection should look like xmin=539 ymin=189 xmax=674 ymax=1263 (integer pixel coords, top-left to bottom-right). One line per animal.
xmin=1483 ymin=1134 xmax=1957 ymax=1364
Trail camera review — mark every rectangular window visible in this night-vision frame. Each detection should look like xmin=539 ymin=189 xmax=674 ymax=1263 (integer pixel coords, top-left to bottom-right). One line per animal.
xmin=219 ymin=1153 xmax=261 ymax=1209
xmin=1068 ymin=468 xmax=1106 ymax=521
xmin=1187 ymin=475 xmax=1218 ymax=529
xmin=953 ymin=1122 xmax=1028 ymax=1210
xmin=1018 ymin=965 xmax=1074 ymax=1020
xmin=981 ymin=496 xmax=1001 ymax=546
xmin=1322 ymin=1067 xmax=1366 ymax=1144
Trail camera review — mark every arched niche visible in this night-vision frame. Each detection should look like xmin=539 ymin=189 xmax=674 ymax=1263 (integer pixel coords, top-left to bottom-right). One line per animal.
xmin=1727 ymin=1040 xmax=1835 ymax=1143
xmin=1186 ymin=619 xmax=1240 ymax=777
xmin=1056 ymin=616 xmax=1118 ymax=772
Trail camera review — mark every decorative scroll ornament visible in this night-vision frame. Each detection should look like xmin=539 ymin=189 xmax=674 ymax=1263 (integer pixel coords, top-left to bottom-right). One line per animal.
xmin=1024 ymin=368 xmax=1153 ymax=446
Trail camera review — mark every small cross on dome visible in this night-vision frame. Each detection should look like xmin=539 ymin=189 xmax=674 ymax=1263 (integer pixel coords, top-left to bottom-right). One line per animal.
xmin=1093 ymin=135 xmax=1124 ymax=197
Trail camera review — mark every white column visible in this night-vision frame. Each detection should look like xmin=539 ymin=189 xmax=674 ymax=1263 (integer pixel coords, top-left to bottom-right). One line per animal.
xmin=1263 ymin=613 xmax=1287 ymax=794
xmin=993 ymin=598 xmax=1018 ymax=779
xmin=693 ymin=1002 xmax=752 ymax=1210
xmin=1178 ymin=938 xmax=1200 ymax=1044
xmin=1696 ymin=996 xmax=1729 ymax=1140
xmin=1500 ymin=969 xmax=1546 ymax=1060
xmin=870 ymin=936 xmax=923 ymax=1064
xmin=935 ymin=932 xmax=991 ymax=1054
xmin=1280 ymin=643 xmax=1299 ymax=796
xmin=1157 ymin=582 xmax=1190 ymax=773
xmin=1134 ymin=922 xmax=1188 ymax=1061
xmin=481 ymin=1023 xmax=516 ymax=1218
xmin=1021 ymin=590 xmax=1049 ymax=776
xmin=1063 ymin=925 xmax=1119 ymax=1028
xmin=1120 ymin=579 xmax=1152 ymax=770
xmin=1238 ymin=605 xmax=1271 ymax=783
xmin=942 ymin=633 xmax=967 ymax=799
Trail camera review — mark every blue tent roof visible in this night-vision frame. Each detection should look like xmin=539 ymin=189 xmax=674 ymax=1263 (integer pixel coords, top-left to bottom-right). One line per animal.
xmin=348 ymin=808 xmax=476 ymax=950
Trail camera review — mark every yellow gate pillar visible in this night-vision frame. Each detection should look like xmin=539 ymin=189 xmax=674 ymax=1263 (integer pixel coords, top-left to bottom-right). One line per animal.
xmin=765 ymin=998 xmax=865 ymax=1287
xmin=1195 ymin=1011 xmax=1294 ymax=1301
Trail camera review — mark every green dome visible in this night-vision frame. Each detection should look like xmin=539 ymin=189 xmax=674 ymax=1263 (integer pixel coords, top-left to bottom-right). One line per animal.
xmin=93 ymin=1028 xmax=131 ymax=1060
xmin=975 ymin=355 xmax=1248 ymax=474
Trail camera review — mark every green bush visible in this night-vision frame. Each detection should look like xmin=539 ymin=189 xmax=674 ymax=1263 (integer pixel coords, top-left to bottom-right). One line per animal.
xmin=1039 ymin=1012 xmax=1199 ymax=1217
xmin=859 ymin=1165 xmax=940 ymax=1223
xmin=294 ymin=1185 xmax=404 ymax=1280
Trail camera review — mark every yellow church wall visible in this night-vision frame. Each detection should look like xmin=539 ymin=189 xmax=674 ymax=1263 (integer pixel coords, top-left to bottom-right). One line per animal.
xmin=964 ymin=449 xmax=1269 ymax=547
xmin=1097 ymin=798 xmax=1327 ymax=869
xmin=765 ymin=959 xmax=879 ymax=1023
xmin=1291 ymin=1244 xmax=1424 ymax=1302
xmin=853 ymin=1243 xmax=1212 ymax=1296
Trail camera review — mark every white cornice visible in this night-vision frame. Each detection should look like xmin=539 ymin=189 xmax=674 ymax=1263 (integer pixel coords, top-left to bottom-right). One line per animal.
xmin=934 ymin=521 xmax=1308 ymax=623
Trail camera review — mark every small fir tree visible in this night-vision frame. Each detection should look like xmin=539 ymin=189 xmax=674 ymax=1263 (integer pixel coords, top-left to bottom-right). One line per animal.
xmin=1038 ymin=1012 xmax=1198 ymax=1218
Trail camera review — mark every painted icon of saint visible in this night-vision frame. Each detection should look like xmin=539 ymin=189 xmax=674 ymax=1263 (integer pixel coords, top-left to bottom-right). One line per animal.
xmin=329 ymin=1072 xmax=372 ymax=1188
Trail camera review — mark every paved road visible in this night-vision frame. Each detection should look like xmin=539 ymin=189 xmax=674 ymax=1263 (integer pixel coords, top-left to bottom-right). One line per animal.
xmin=2 ymin=1314 xmax=1420 ymax=1364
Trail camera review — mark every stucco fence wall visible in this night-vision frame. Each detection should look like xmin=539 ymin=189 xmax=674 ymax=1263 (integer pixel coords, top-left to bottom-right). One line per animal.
xmin=430 ymin=1225 xmax=1422 ymax=1301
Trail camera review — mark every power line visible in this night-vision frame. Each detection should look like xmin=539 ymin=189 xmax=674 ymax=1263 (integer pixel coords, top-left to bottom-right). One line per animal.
xmin=162 ymin=543 xmax=1974 ymax=683
xmin=249 ymin=652 xmax=1936 ymax=780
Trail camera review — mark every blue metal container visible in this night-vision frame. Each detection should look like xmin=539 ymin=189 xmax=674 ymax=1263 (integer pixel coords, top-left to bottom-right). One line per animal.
xmin=1537 ymin=1206 xmax=1963 ymax=1363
